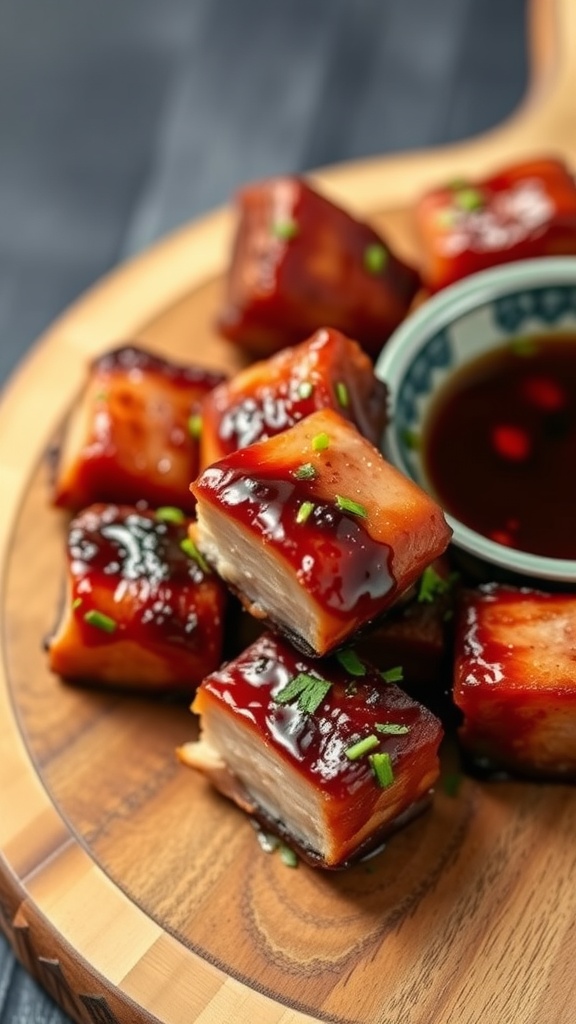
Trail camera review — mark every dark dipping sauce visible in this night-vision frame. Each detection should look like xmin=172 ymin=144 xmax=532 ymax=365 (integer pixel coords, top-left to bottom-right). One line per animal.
xmin=423 ymin=335 xmax=576 ymax=560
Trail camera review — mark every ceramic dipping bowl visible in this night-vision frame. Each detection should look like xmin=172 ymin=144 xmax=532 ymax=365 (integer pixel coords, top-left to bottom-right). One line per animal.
xmin=375 ymin=257 xmax=576 ymax=585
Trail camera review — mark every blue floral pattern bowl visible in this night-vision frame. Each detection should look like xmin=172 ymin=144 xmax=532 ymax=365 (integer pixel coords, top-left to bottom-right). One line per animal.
xmin=375 ymin=257 xmax=576 ymax=583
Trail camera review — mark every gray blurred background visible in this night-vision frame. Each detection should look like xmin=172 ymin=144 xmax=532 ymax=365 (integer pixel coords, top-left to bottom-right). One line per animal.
xmin=0 ymin=0 xmax=527 ymax=1020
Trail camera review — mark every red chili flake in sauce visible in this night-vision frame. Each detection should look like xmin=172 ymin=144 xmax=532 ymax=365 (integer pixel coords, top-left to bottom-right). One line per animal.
xmin=423 ymin=336 xmax=576 ymax=559
xmin=491 ymin=424 xmax=532 ymax=462
xmin=521 ymin=375 xmax=566 ymax=411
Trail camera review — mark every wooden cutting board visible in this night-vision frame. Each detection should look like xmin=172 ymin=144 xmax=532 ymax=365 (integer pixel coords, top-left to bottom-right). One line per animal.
xmin=2 ymin=2 xmax=576 ymax=1022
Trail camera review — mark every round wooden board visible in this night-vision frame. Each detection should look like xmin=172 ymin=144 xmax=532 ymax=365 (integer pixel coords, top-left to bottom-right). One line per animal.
xmin=2 ymin=3 xmax=576 ymax=1022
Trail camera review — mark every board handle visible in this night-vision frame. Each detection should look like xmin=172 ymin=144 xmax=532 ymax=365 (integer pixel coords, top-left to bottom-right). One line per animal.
xmin=316 ymin=0 xmax=576 ymax=208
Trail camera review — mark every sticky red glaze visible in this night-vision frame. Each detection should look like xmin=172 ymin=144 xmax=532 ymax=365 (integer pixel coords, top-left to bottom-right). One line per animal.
xmin=53 ymin=345 xmax=225 ymax=513
xmin=197 ymin=632 xmax=442 ymax=805
xmin=193 ymin=408 xmax=452 ymax=655
xmin=357 ymin=558 xmax=455 ymax=698
xmin=454 ymin=584 xmax=576 ymax=777
xmin=200 ymin=327 xmax=388 ymax=466
xmin=217 ymin=177 xmax=421 ymax=357
xmin=196 ymin=462 xmax=396 ymax=622
xmin=416 ymin=157 xmax=576 ymax=291
xmin=423 ymin=337 xmax=576 ymax=558
xmin=48 ymin=504 xmax=226 ymax=690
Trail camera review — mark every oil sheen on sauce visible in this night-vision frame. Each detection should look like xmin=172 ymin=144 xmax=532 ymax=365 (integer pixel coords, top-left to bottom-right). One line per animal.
xmin=422 ymin=335 xmax=576 ymax=560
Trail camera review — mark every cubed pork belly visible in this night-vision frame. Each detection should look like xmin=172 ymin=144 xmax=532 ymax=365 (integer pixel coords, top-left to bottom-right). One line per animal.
xmin=53 ymin=344 xmax=225 ymax=513
xmin=191 ymin=408 xmax=452 ymax=656
xmin=178 ymin=632 xmax=443 ymax=868
xmin=48 ymin=504 xmax=227 ymax=692
xmin=415 ymin=157 xmax=576 ymax=292
xmin=200 ymin=326 xmax=388 ymax=467
xmin=357 ymin=560 xmax=457 ymax=711
xmin=454 ymin=584 xmax=576 ymax=778
xmin=217 ymin=177 xmax=420 ymax=358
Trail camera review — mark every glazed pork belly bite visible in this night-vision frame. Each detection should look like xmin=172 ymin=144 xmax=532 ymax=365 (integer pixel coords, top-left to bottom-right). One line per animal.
xmin=191 ymin=408 xmax=452 ymax=657
xmin=48 ymin=504 xmax=227 ymax=692
xmin=217 ymin=176 xmax=421 ymax=357
xmin=179 ymin=632 xmax=443 ymax=868
xmin=454 ymin=584 xmax=576 ymax=778
xmin=415 ymin=157 xmax=576 ymax=292
xmin=53 ymin=344 xmax=225 ymax=513
xmin=200 ymin=326 xmax=388 ymax=467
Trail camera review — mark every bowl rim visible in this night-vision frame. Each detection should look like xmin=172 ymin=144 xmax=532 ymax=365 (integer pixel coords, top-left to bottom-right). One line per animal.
xmin=375 ymin=256 xmax=576 ymax=583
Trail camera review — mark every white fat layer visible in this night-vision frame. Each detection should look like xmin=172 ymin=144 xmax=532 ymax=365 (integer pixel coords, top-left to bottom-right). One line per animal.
xmin=201 ymin=704 xmax=330 ymax=859
xmin=188 ymin=703 xmax=439 ymax=865
xmin=196 ymin=504 xmax=318 ymax=648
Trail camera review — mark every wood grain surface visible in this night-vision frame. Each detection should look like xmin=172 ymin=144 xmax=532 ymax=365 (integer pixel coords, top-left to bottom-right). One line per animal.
xmin=1 ymin=2 xmax=576 ymax=1022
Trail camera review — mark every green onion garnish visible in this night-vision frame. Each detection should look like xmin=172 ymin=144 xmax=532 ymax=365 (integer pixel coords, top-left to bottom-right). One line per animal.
xmin=363 ymin=243 xmax=388 ymax=275
xmin=83 ymin=610 xmax=117 ymax=634
xmin=454 ymin=187 xmax=484 ymax=212
xmin=155 ymin=506 xmax=186 ymax=524
xmin=335 ymin=495 xmax=367 ymax=518
xmin=312 ymin=432 xmax=330 ymax=452
xmin=401 ymin=428 xmax=421 ymax=451
xmin=369 ymin=752 xmax=395 ymax=788
xmin=380 ymin=666 xmax=403 ymax=683
xmin=298 ymin=380 xmax=314 ymax=400
xmin=335 ymin=381 xmax=349 ymax=408
xmin=272 ymin=218 xmax=299 ymax=241
xmin=274 ymin=672 xmax=331 ymax=715
xmin=336 ymin=649 xmax=366 ymax=677
xmin=296 ymin=501 xmax=315 ymax=525
xmin=436 ymin=207 xmax=457 ymax=228
xmin=72 ymin=597 xmax=83 ymax=610
xmin=376 ymin=722 xmax=410 ymax=735
xmin=188 ymin=414 xmax=203 ymax=439
xmin=293 ymin=462 xmax=317 ymax=481
xmin=510 ymin=336 xmax=539 ymax=357
xmin=278 ymin=843 xmax=299 ymax=868
xmin=180 ymin=537 xmax=210 ymax=573
xmin=418 ymin=565 xmax=450 ymax=604
xmin=442 ymin=772 xmax=463 ymax=798
xmin=345 ymin=735 xmax=379 ymax=760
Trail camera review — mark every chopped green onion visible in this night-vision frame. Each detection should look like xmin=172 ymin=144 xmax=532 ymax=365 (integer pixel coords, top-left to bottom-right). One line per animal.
xmin=155 ymin=506 xmax=186 ymax=524
xmin=380 ymin=666 xmax=403 ymax=683
xmin=274 ymin=672 xmax=331 ymax=715
xmin=454 ymin=187 xmax=484 ymax=212
xmin=312 ymin=432 xmax=330 ymax=452
xmin=272 ymin=218 xmax=299 ymax=241
xmin=369 ymin=751 xmax=395 ymax=788
xmin=298 ymin=380 xmax=314 ymax=399
xmin=336 ymin=649 xmax=366 ymax=677
xmin=296 ymin=500 xmax=315 ymax=525
xmin=363 ymin=243 xmax=388 ymax=275
xmin=442 ymin=772 xmax=463 ymax=798
xmin=418 ymin=565 xmax=450 ymax=604
xmin=278 ymin=843 xmax=299 ymax=868
xmin=436 ymin=207 xmax=457 ymax=228
xmin=83 ymin=610 xmax=117 ymax=634
xmin=335 ymin=495 xmax=367 ymax=518
xmin=180 ymin=537 xmax=210 ymax=573
xmin=510 ymin=336 xmax=539 ymax=357
xmin=345 ymin=734 xmax=379 ymax=760
xmin=335 ymin=381 xmax=349 ymax=408
xmin=401 ymin=428 xmax=421 ymax=451
xmin=376 ymin=722 xmax=410 ymax=735
xmin=72 ymin=597 xmax=83 ymax=610
xmin=293 ymin=462 xmax=317 ymax=481
xmin=188 ymin=414 xmax=203 ymax=439
xmin=94 ymin=390 xmax=108 ymax=401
